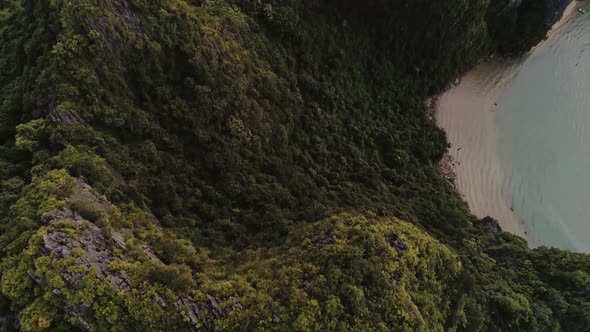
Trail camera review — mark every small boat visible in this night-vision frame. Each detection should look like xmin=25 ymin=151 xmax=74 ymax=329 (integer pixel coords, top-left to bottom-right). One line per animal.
xmin=578 ymin=8 xmax=586 ymax=14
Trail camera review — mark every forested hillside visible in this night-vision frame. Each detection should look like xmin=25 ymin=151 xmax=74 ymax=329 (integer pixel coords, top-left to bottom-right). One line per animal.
xmin=0 ymin=0 xmax=588 ymax=331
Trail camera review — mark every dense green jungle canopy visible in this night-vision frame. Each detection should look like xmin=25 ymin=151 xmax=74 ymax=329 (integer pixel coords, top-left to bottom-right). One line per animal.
xmin=0 ymin=0 xmax=588 ymax=331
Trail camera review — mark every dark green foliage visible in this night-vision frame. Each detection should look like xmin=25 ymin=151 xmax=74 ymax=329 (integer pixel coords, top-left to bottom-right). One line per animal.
xmin=0 ymin=0 xmax=587 ymax=331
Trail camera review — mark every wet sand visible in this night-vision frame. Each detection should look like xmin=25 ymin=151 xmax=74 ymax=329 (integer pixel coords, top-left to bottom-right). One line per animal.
xmin=436 ymin=1 xmax=582 ymax=246
xmin=436 ymin=62 xmax=529 ymax=239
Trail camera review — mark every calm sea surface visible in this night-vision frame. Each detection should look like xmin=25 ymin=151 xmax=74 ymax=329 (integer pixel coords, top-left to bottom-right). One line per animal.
xmin=437 ymin=4 xmax=590 ymax=252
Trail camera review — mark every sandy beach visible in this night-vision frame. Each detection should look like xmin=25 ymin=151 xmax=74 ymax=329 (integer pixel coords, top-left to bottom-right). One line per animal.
xmin=436 ymin=62 xmax=529 ymax=239
xmin=435 ymin=1 xmax=582 ymax=245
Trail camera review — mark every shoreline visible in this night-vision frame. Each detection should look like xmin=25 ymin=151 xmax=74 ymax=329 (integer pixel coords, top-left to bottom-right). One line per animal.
xmin=435 ymin=62 xmax=529 ymax=240
xmin=434 ymin=1 xmax=581 ymax=243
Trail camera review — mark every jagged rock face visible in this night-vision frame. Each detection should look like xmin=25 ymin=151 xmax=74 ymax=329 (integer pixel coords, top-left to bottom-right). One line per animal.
xmin=175 ymin=295 xmax=243 ymax=330
xmin=387 ymin=234 xmax=408 ymax=252
xmin=508 ymin=0 xmax=523 ymax=9
xmin=311 ymin=234 xmax=334 ymax=245
xmin=48 ymin=108 xmax=86 ymax=126
xmin=545 ymin=0 xmax=573 ymax=25
xmin=20 ymin=178 xmax=236 ymax=330
xmin=42 ymin=214 xmax=130 ymax=294
xmin=39 ymin=181 xmax=132 ymax=292
xmin=480 ymin=216 xmax=503 ymax=235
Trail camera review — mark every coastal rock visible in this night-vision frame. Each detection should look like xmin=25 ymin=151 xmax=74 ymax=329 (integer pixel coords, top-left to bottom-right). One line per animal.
xmin=439 ymin=154 xmax=457 ymax=185
xmin=480 ymin=216 xmax=502 ymax=234
xmin=545 ymin=0 xmax=573 ymax=26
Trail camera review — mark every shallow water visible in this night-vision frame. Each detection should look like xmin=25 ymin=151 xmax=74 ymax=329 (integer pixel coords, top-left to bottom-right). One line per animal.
xmin=437 ymin=3 xmax=590 ymax=252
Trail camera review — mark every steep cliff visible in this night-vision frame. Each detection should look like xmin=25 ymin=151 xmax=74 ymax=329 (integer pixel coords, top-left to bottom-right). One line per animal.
xmin=0 ymin=0 xmax=588 ymax=331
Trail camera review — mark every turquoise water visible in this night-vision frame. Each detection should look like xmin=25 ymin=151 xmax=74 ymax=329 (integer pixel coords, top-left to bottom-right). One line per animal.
xmin=438 ymin=4 xmax=590 ymax=252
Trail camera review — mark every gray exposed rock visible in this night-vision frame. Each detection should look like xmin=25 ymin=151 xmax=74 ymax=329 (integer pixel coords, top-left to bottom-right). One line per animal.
xmin=176 ymin=294 xmax=242 ymax=329
xmin=312 ymin=234 xmax=334 ymax=245
xmin=272 ymin=314 xmax=281 ymax=323
xmin=302 ymin=279 xmax=313 ymax=293
xmin=66 ymin=304 xmax=91 ymax=331
xmin=390 ymin=274 xmax=402 ymax=286
xmin=31 ymin=178 xmax=243 ymax=330
xmin=43 ymin=232 xmax=72 ymax=258
xmin=77 ymin=317 xmax=91 ymax=331
xmin=206 ymin=294 xmax=223 ymax=319
xmin=531 ymin=302 xmax=544 ymax=316
xmin=63 ymin=271 xmax=85 ymax=288
xmin=495 ymin=256 xmax=519 ymax=269
xmin=27 ymin=269 xmax=43 ymax=285
xmin=480 ymin=216 xmax=502 ymax=234
xmin=176 ymin=296 xmax=201 ymax=325
xmin=111 ymin=231 xmax=127 ymax=249
xmin=154 ymin=293 xmax=167 ymax=307
xmin=49 ymin=108 xmax=86 ymax=126
xmin=140 ymin=244 xmax=162 ymax=263
xmin=70 ymin=179 xmax=113 ymax=213
xmin=66 ymin=303 xmax=91 ymax=331
xmin=387 ymin=234 xmax=407 ymax=252
xmin=39 ymin=181 xmax=133 ymax=295
xmin=109 ymin=270 xmax=132 ymax=292
xmin=508 ymin=0 xmax=522 ymax=9
xmin=41 ymin=207 xmax=83 ymax=225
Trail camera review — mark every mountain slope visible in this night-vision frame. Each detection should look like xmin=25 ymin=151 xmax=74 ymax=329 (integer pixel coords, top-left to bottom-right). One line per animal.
xmin=0 ymin=0 xmax=588 ymax=331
